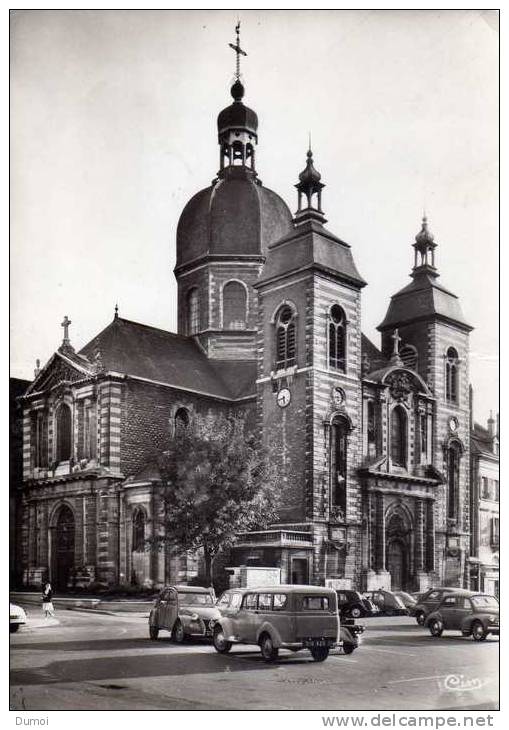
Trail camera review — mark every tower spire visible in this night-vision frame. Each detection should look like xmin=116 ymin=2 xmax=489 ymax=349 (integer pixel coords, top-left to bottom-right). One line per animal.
xmin=412 ymin=212 xmax=438 ymax=277
xmin=294 ymin=146 xmax=326 ymax=225
xmin=218 ymin=22 xmax=258 ymax=176
xmin=229 ymin=21 xmax=247 ymax=81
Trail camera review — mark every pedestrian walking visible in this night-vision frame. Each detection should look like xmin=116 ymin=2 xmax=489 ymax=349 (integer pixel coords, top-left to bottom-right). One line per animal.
xmin=42 ymin=582 xmax=55 ymax=618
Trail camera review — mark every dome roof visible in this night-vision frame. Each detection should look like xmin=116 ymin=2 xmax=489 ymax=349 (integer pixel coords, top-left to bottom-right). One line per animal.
xmin=217 ymin=101 xmax=258 ymax=136
xmin=217 ymin=80 xmax=258 ymax=136
xmin=175 ymin=167 xmax=294 ymax=269
xmin=414 ymin=215 xmax=435 ymax=247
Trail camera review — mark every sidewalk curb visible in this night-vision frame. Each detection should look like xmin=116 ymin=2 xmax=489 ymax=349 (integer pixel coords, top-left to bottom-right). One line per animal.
xmin=11 ymin=591 xmax=154 ymax=615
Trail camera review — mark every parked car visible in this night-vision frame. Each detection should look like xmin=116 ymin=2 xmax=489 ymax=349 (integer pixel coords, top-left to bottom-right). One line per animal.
xmin=211 ymin=585 xmax=361 ymax=662
xmin=10 ymin=603 xmax=27 ymax=633
xmin=148 ymin=585 xmax=220 ymax=642
xmin=413 ymin=587 xmax=462 ymax=626
xmin=426 ymin=591 xmax=499 ymax=641
xmin=393 ymin=591 xmax=418 ymax=616
xmin=362 ymin=590 xmax=409 ymax=616
xmin=336 ymin=590 xmax=379 ymax=618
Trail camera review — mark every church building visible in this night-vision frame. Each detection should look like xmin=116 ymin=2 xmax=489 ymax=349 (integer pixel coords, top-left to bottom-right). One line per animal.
xmin=16 ymin=30 xmax=473 ymax=593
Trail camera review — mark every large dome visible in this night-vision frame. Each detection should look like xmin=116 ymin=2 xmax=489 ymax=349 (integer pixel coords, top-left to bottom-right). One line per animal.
xmin=175 ymin=167 xmax=294 ymax=269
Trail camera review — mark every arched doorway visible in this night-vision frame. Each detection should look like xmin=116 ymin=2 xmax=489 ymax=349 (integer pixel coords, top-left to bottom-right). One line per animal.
xmin=53 ymin=505 xmax=75 ymax=589
xmin=387 ymin=539 xmax=405 ymax=590
xmin=385 ymin=506 xmax=412 ymax=590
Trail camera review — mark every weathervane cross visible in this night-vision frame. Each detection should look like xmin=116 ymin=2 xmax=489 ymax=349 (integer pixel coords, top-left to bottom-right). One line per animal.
xmin=228 ymin=21 xmax=247 ymax=79
xmin=61 ymin=315 xmax=71 ymax=345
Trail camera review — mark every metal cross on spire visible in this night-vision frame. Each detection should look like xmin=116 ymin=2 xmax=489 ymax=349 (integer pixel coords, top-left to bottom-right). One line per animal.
xmin=228 ymin=21 xmax=247 ymax=79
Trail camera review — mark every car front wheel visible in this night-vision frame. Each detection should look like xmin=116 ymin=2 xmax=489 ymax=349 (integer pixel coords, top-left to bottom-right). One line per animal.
xmin=429 ymin=619 xmax=443 ymax=637
xmin=310 ymin=646 xmax=329 ymax=662
xmin=10 ymin=625 xmax=19 ymax=633
xmin=472 ymin=621 xmax=487 ymax=642
xmin=260 ymin=634 xmax=279 ymax=663
xmin=149 ymin=625 xmax=159 ymax=640
xmin=416 ymin=611 xmax=425 ymax=626
xmin=172 ymin=620 xmax=186 ymax=644
xmin=342 ymin=643 xmax=356 ymax=655
xmin=213 ymin=625 xmax=232 ymax=654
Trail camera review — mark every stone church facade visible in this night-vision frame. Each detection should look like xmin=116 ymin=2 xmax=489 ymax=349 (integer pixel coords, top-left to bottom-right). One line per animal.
xmin=16 ymin=43 xmax=473 ymax=592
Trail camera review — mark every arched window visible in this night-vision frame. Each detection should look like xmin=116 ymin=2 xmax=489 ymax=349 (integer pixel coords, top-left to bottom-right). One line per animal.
xmin=223 ymin=282 xmax=247 ymax=330
xmin=56 ymin=404 xmax=72 ymax=462
xmin=446 ymin=347 xmax=459 ymax=403
xmin=419 ymin=412 xmax=428 ymax=463
xmin=187 ymin=288 xmax=200 ymax=336
xmin=331 ymin=416 xmax=348 ymax=515
xmin=447 ymin=442 xmax=461 ymax=520
xmin=329 ymin=305 xmax=346 ymax=371
xmin=390 ymin=406 xmax=407 ymax=468
xmin=367 ymin=401 xmax=376 ymax=457
xmin=400 ymin=344 xmax=418 ymax=371
xmin=31 ymin=410 xmax=48 ymax=468
xmin=174 ymin=407 xmax=190 ymax=438
xmin=132 ymin=508 xmax=146 ymax=552
xmin=275 ymin=305 xmax=296 ymax=370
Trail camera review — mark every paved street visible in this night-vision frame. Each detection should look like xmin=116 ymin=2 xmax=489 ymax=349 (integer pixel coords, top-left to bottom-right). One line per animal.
xmin=10 ymin=605 xmax=498 ymax=711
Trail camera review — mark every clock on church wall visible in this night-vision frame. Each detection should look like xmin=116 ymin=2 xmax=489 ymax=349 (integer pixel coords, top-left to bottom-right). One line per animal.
xmin=276 ymin=388 xmax=291 ymax=408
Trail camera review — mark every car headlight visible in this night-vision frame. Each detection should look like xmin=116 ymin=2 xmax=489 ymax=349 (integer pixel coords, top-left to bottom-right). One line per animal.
xmin=488 ymin=617 xmax=499 ymax=624
xmin=190 ymin=613 xmax=199 ymax=622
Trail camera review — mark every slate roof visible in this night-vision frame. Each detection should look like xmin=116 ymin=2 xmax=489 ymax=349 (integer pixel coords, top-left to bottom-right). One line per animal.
xmin=361 ymin=334 xmax=388 ymax=372
xmin=471 ymin=422 xmax=497 ymax=457
xmin=175 ymin=166 xmax=293 ymax=270
xmin=79 ymin=317 xmax=256 ymax=401
xmin=258 ymin=218 xmax=366 ymax=288
xmin=378 ymin=271 xmax=472 ymax=332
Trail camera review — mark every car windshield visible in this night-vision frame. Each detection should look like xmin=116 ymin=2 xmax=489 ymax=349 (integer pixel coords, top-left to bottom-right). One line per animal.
xmin=178 ymin=592 xmax=214 ymax=606
xmin=471 ymin=595 xmax=499 ymax=609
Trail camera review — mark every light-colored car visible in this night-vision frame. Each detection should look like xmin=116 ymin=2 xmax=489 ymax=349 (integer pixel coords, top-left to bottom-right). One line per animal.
xmin=211 ymin=585 xmax=357 ymax=662
xmin=10 ymin=603 xmax=27 ymax=633
xmin=148 ymin=585 xmax=220 ymax=642
xmin=426 ymin=591 xmax=499 ymax=641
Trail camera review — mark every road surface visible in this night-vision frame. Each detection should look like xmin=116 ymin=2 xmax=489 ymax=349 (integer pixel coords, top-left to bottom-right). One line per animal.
xmin=10 ymin=605 xmax=499 ymax=711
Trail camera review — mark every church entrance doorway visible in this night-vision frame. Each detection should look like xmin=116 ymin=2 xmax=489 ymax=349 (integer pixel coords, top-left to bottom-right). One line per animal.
xmin=53 ymin=505 xmax=75 ymax=590
xmin=387 ymin=539 xmax=406 ymax=591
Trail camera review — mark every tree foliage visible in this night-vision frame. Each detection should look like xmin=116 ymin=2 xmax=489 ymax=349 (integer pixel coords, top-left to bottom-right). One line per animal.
xmin=156 ymin=414 xmax=282 ymax=583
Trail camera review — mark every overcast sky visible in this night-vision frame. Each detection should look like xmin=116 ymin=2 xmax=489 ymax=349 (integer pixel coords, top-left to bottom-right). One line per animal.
xmin=10 ymin=9 xmax=498 ymax=424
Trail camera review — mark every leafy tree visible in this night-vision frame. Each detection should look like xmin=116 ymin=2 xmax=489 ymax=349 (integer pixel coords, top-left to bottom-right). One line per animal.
xmin=156 ymin=414 xmax=282 ymax=586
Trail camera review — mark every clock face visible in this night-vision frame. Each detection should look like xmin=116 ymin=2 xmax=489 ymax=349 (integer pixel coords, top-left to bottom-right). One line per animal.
xmin=276 ymin=388 xmax=291 ymax=408
xmin=448 ymin=417 xmax=458 ymax=432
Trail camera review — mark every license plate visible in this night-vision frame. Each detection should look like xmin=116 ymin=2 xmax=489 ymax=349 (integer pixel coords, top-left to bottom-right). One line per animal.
xmin=303 ymin=637 xmax=329 ymax=648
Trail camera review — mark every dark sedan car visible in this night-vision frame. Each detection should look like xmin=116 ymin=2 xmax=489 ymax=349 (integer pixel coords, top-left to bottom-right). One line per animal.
xmin=413 ymin=586 xmax=462 ymax=625
xmin=336 ymin=590 xmax=379 ymax=618
xmin=426 ymin=591 xmax=499 ymax=641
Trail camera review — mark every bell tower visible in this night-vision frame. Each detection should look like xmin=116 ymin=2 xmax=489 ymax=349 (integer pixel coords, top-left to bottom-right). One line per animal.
xmin=378 ymin=216 xmax=473 ymax=587
xmin=255 ymin=148 xmax=366 ymax=585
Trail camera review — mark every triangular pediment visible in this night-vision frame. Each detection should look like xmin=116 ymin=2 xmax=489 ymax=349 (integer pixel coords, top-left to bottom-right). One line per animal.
xmin=25 ymin=351 xmax=93 ymax=395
